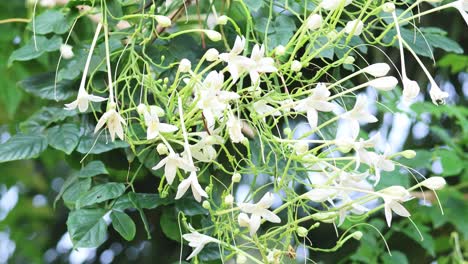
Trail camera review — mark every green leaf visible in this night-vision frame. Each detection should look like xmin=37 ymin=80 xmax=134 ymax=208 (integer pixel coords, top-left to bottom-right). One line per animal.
xmin=438 ymin=54 xmax=468 ymax=73
xmin=437 ymin=149 xmax=463 ymax=176
xmin=381 ymin=251 xmax=409 ymax=264
xmin=76 ymin=161 xmax=109 ymax=178
xmin=21 ymin=106 xmax=78 ymax=133
xmin=54 ymin=175 xmax=78 ymax=208
xmin=63 ymin=178 xmax=92 ymax=208
xmin=77 ymin=133 xmax=129 ymax=154
xmin=8 ymin=35 xmax=62 ymax=65
xmin=18 ymin=72 xmax=76 ymax=101
xmin=160 ymin=208 xmax=180 ymax=242
xmin=113 ymin=193 xmax=170 ymax=211
xmin=76 ymin=182 xmax=126 ymax=208
xmin=422 ymin=27 xmax=463 ymax=54
xmin=67 ymin=208 xmax=108 ymax=248
xmin=268 ymin=15 xmax=296 ymax=48
xmin=175 ymin=199 xmax=207 ymax=216
xmin=401 ymin=224 xmax=435 ymax=257
xmin=128 ymin=192 xmax=152 ymax=239
xmin=28 ymin=10 xmax=73 ymax=35
xmin=0 ymin=134 xmax=48 ymax=163
xmin=47 ymin=124 xmax=81 ymax=154
xmin=110 ymin=210 xmax=136 ymax=241
xmin=243 ymin=0 xmax=264 ymax=12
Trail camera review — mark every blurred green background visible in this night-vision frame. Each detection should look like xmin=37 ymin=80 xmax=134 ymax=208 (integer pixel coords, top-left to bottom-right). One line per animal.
xmin=0 ymin=1 xmax=467 ymax=263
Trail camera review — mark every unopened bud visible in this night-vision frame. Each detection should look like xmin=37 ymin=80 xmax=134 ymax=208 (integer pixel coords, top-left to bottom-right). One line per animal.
xmin=155 ymin=15 xmax=171 ymax=27
xmin=368 ymin=76 xmax=398 ymax=91
xmin=178 ymin=58 xmax=191 ymax=73
xmin=352 ymin=231 xmax=363 ymax=240
xmin=294 ymin=141 xmax=309 ymax=155
xmin=60 ymin=44 xmax=74 ymax=59
xmin=205 ymin=48 xmax=219 ymax=61
xmin=275 ymin=45 xmax=286 ymax=56
xmin=363 ymin=63 xmax=390 ymax=77
xmin=344 ymin=56 xmax=355 ymax=65
xmin=382 ymin=2 xmax=396 ymax=13
xmin=401 ymin=150 xmax=416 ymax=159
xmin=205 ymin=30 xmax=222 ymax=42
xmin=202 ymin=200 xmax=211 ymax=209
xmin=217 ymin=15 xmax=228 ymax=25
xmin=156 ymin=144 xmax=168 ymax=155
xmin=224 ymin=194 xmax=234 ymax=205
xmin=137 ymin=104 xmax=147 ymax=115
xmin=306 ymin=14 xmax=323 ymax=30
xmin=291 ymin=60 xmax=302 ymax=72
xmin=296 ymin=226 xmax=308 ymax=237
xmin=232 ymin=173 xmax=242 ymax=183
xmin=236 ymin=254 xmax=247 ymax=264
xmin=421 ymin=177 xmax=446 ymax=190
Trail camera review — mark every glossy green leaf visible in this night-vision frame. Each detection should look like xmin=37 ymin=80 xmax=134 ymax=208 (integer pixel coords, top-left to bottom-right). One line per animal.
xmin=8 ymin=35 xmax=62 ymax=65
xmin=76 ymin=182 xmax=126 ymax=208
xmin=63 ymin=178 xmax=92 ymax=208
xmin=160 ymin=208 xmax=180 ymax=242
xmin=67 ymin=208 xmax=108 ymax=248
xmin=47 ymin=124 xmax=81 ymax=154
xmin=20 ymin=106 xmax=77 ymax=133
xmin=128 ymin=192 xmax=152 ymax=239
xmin=381 ymin=251 xmax=409 ymax=264
xmin=175 ymin=199 xmax=207 ymax=216
xmin=113 ymin=193 xmax=170 ymax=211
xmin=76 ymin=161 xmax=109 ymax=178
xmin=28 ymin=10 xmax=73 ymax=35
xmin=110 ymin=210 xmax=136 ymax=241
xmin=18 ymin=72 xmax=76 ymax=101
xmin=0 ymin=134 xmax=48 ymax=163
xmin=77 ymin=133 xmax=129 ymax=154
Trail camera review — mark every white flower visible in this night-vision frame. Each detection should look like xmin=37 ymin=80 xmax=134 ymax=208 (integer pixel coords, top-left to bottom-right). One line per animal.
xmin=321 ymin=0 xmax=352 ymax=11
xmin=253 ymin=99 xmax=280 ymax=117
xmin=341 ymin=95 xmax=378 ymax=139
xmin=429 ymin=83 xmax=449 ymax=105
xmin=275 ymin=45 xmax=286 ymax=56
xmin=303 ymin=188 xmax=337 ymax=202
xmin=362 ymin=147 xmax=395 ymax=185
xmin=204 ymin=30 xmax=222 ymax=41
xmin=152 ymin=152 xmax=197 ymax=185
xmin=291 ymin=60 xmax=302 ymax=72
xmin=420 ymin=177 xmax=446 ymax=190
xmin=226 ymin=113 xmax=245 ymax=143
xmin=248 ymin=44 xmax=277 ymax=85
xmin=379 ymin=186 xmax=412 ymax=227
xmin=179 ymin=58 xmax=191 ymax=73
xmin=362 ymin=63 xmax=390 ymax=77
xmin=94 ymin=106 xmax=126 ymax=142
xmin=182 ymin=231 xmax=219 ymax=260
xmin=224 ymin=194 xmax=234 ymax=205
xmin=306 ymin=14 xmax=323 ymax=30
xmin=175 ymin=172 xmax=208 ymax=202
xmin=402 ymin=77 xmax=420 ymax=102
xmin=344 ymin=19 xmax=364 ymax=36
xmin=238 ymin=192 xmax=281 ymax=236
xmin=368 ymin=76 xmax=398 ymax=91
xmin=155 ymin=15 xmax=171 ymax=27
xmin=142 ymin=105 xmax=178 ymax=140
xmin=65 ymin=86 xmax=107 ymax=112
xmin=60 ymin=44 xmax=74 ymax=59
xmin=294 ymin=83 xmax=335 ymax=130
xmin=217 ymin=15 xmax=228 ymax=25
xmin=190 ymin=131 xmax=224 ymax=162
xmin=450 ymin=0 xmax=468 ymax=26
xmin=219 ymin=36 xmax=253 ymax=82
xmin=205 ymin=48 xmax=219 ymax=61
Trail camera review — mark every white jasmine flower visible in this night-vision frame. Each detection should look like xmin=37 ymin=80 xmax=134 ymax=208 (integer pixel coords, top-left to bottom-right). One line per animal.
xmin=368 ymin=76 xmax=398 ymax=91
xmin=204 ymin=30 xmax=222 ymax=41
xmin=306 ymin=14 xmax=323 ymax=30
xmin=205 ymin=48 xmax=219 ymax=61
xmin=219 ymin=36 xmax=253 ymax=81
xmin=420 ymin=177 xmax=446 ymax=190
xmin=94 ymin=105 xmax=126 ymax=142
xmin=175 ymin=172 xmax=208 ymax=202
xmin=341 ymin=95 xmax=378 ymax=139
xmin=429 ymin=83 xmax=449 ymax=105
xmin=294 ymin=83 xmax=335 ymax=130
xmin=182 ymin=231 xmax=219 ymax=260
xmin=226 ymin=113 xmax=245 ymax=143
xmin=291 ymin=60 xmax=302 ymax=72
xmin=155 ymin=15 xmax=171 ymax=27
xmin=248 ymin=44 xmax=277 ymax=86
xmin=179 ymin=58 xmax=192 ymax=73
xmin=190 ymin=131 xmax=224 ymax=162
xmin=321 ymin=0 xmax=352 ymax=11
xmin=238 ymin=192 xmax=281 ymax=235
xmin=362 ymin=147 xmax=395 ymax=185
xmin=362 ymin=63 xmax=390 ymax=77
xmin=142 ymin=105 xmax=178 ymax=140
xmin=217 ymin=15 xmax=228 ymax=25
xmin=379 ymin=186 xmax=412 ymax=227
xmin=64 ymin=86 xmax=107 ymax=112
xmin=60 ymin=44 xmax=74 ymax=59
xmin=152 ymin=152 xmax=197 ymax=185
xmin=344 ymin=19 xmax=364 ymax=36
xmin=303 ymin=188 xmax=337 ymax=202
xmin=402 ymin=77 xmax=420 ymax=102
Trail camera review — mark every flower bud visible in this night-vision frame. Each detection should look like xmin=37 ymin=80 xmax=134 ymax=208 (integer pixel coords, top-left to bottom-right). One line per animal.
xmin=368 ymin=76 xmax=398 ymax=91
xmin=238 ymin=213 xmax=250 ymax=227
xmin=421 ymin=177 xmax=446 ymax=190
xmin=155 ymin=15 xmax=171 ymax=27
xmin=156 ymin=143 xmax=168 ymax=155
xmin=429 ymin=84 xmax=449 ymax=105
xmin=311 ymin=212 xmax=338 ymax=223
xmin=344 ymin=56 xmax=355 ymax=65
xmin=205 ymin=30 xmax=222 ymax=42
xmin=363 ymin=63 xmax=390 ymax=77
xmin=382 ymin=2 xmax=395 ymax=13
xmin=400 ymin=150 xmax=416 ymax=159
xmin=344 ymin=19 xmax=364 ymax=36
xmin=352 ymin=231 xmax=363 ymax=240
xmin=60 ymin=44 xmax=74 ymax=59
xmin=217 ymin=15 xmax=228 ymax=25
xmin=380 ymin=186 xmax=410 ymax=200
xmin=137 ymin=104 xmax=147 ymax=115
xmin=291 ymin=60 xmax=302 ymax=72
xmin=232 ymin=173 xmax=242 ymax=183
xmin=236 ymin=254 xmax=247 ymax=264
xmin=294 ymin=141 xmax=309 ymax=155
xmin=202 ymin=200 xmax=211 ymax=209
xmin=402 ymin=78 xmax=420 ymax=101
xmin=304 ymin=188 xmax=336 ymax=202
xmin=224 ymin=194 xmax=234 ymax=205
xmin=178 ymin=58 xmax=191 ymax=73
xmin=116 ymin=20 xmax=131 ymax=30
xmin=296 ymin=226 xmax=308 ymax=237
xmin=275 ymin=45 xmax=286 ymax=56
xmin=205 ymin=48 xmax=219 ymax=61
xmin=306 ymin=14 xmax=323 ymax=30
xmin=283 ymin=127 xmax=292 ymax=137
